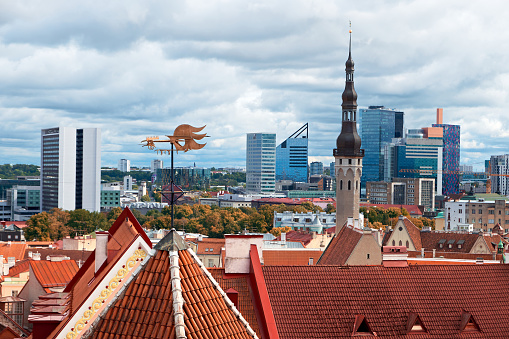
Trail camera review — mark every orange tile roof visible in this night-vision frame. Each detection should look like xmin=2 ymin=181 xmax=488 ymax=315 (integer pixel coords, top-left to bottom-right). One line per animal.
xmin=29 ymin=260 xmax=79 ymax=292
xmin=8 ymin=258 xmax=30 ymax=277
xmin=317 ymin=225 xmax=363 ymax=265
xmin=263 ymin=250 xmax=323 ymax=266
xmin=208 ymin=268 xmax=261 ymax=337
xmin=91 ymin=248 xmax=257 ymax=338
xmin=0 ymin=242 xmax=27 ymax=261
xmin=196 ymin=238 xmax=225 ymax=255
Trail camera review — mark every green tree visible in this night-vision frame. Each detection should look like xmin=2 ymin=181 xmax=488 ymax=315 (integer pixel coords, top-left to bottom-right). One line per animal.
xmin=141 ymin=194 xmax=151 ymax=202
xmin=25 ymin=212 xmax=52 ymax=241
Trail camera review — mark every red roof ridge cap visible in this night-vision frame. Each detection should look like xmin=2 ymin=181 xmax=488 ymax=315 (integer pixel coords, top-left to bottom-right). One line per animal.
xmin=250 ymin=244 xmax=280 ymax=339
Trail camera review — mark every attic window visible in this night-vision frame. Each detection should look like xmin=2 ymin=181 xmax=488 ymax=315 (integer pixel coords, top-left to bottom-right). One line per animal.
xmin=438 ymin=239 xmax=446 ymax=248
xmin=209 ymin=248 xmax=213 ymax=252
xmin=406 ymin=313 xmax=427 ymax=334
xmin=460 ymin=311 xmax=480 ymax=332
xmin=352 ymin=315 xmax=373 ymax=336
xmin=447 ymin=239 xmax=455 ymax=249
xmin=457 ymin=240 xmax=465 ymax=249
xmin=205 ymin=248 xmax=209 ymax=252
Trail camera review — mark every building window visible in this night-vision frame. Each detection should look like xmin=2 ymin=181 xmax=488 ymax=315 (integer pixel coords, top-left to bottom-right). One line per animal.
xmin=489 ymin=210 xmax=495 ymax=214
xmin=406 ymin=240 xmax=409 ymax=248
xmin=471 ymin=209 xmax=475 ymax=214
xmin=367 ymin=254 xmax=370 ymax=259
xmin=399 ymin=240 xmax=402 ymax=246
xmin=348 ymin=181 xmax=351 ymax=190
xmin=459 ymin=209 xmax=462 ymax=213
xmin=478 ymin=218 xmax=482 ymax=223
xmin=340 ymin=180 xmax=343 ymax=190
xmin=479 ymin=209 xmax=482 ymax=214
xmin=488 ymin=219 xmax=494 ymax=224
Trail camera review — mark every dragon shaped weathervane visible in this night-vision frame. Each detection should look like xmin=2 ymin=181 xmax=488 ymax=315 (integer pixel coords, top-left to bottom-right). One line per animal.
xmin=141 ymin=124 xmax=208 ymax=230
xmin=141 ymin=124 xmax=207 ymax=154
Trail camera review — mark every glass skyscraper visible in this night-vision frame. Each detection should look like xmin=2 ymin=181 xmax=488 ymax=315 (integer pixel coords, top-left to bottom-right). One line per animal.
xmin=433 ymin=123 xmax=460 ymax=195
xmin=275 ymin=124 xmax=308 ymax=182
xmin=246 ymin=133 xmax=276 ymax=194
xmin=359 ymin=106 xmax=404 ymax=186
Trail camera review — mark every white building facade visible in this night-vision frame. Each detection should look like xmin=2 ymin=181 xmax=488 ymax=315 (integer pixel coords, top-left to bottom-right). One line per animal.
xmin=41 ymin=127 xmax=101 ymax=212
xmin=246 ymin=133 xmax=276 ymax=194
xmin=118 ymin=159 xmax=130 ymax=172
xmin=151 ymin=159 xmax=163 ymax=173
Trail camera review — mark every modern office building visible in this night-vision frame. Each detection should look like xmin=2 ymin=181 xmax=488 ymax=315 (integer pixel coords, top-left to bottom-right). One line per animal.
xmin=309 ymin=162 xmax=323 ymax=176
xmin=489 ymin=154 xmax=509 ymax=195
xmin=359 ymin=106 xmax=404 ymax=186
xmin=118 ymin=159 xmax=130 ymax=172
xmin=41 ymin=127 xmax=101 ymax=212
xmin=390 ymin=128 xmax=444 ymax=195
xmin=246 ymin=133 xmax=276 ymax=194
xmin=275 ymin=124 xmax=308 ymax=182
xmin=432 ymin=108 xmax=460 ymax=196
xmin=150 ymin=159 xmax=163 ymax=173
xmin=366 ymin=178 xmax=435 ymax=211
xmin=7 ymin=185 xmax=41 ymax=221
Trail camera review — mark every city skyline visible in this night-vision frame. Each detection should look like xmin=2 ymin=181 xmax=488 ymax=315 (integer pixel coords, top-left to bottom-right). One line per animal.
xmin=1 ymin=1 xmax=508 ymax=170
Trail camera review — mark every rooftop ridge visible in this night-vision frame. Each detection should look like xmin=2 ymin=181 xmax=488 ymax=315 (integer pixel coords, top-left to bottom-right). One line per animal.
xmin=170 ymin=249 xmax=186 ymax=339
xmin=154 ymin=228 xmax=188 ymax=252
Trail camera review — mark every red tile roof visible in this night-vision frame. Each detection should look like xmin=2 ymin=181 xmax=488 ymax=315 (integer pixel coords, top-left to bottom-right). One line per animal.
xmin=29 ymin=260 xmax=79 ymax=292
xmin=262 ymin=264 xmax=509 ymax=338
xmin=0 ymin=242 xmax=27 ymax=262
xmin=317 ymin=225 xmax=363 ymax=265
xmin=209 ymin=268 xmax=261 ymax=337
xmin=419 ymin=232 xmax=479 ymax=253
xmin=196 ymin=238 xmax=225 ymax=255
xmin=403 ymin=217 xmax=422 ymax=250
xmin=0 ymin=221 xmax=27 ymax=229
xmin=263 ymin=250 xmax=323 ymax=266
xmin=7 ymin=258 xmax=30 ymax=277
xmin=91 ymin=248 xmax=256 ymax=338
xmin=276 ymin=231 xmax=314 ymax=247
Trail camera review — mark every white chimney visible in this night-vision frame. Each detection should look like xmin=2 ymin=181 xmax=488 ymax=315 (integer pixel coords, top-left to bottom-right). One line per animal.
xmin=224 ymin=235 xmax=263 ymax=274
xmin=2 ymin=264 xmax=8 ymax=276
xmin=95 ymin=231 xmax=109 ymax=273
xmin=281 ymin=233 xmax=287 ymax=243
xmin=32 ymin=252 xmax=41 ymax=261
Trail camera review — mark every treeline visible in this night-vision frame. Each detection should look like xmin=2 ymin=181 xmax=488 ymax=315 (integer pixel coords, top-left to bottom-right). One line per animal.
xmin=101 ymin=170 xmax=152 ymax=183
xmin=24 ymin=202 xmax=320 ymax=241
xmin=360 ymin=206 xmax=435 ymax=230
xmin=210 ymin=172 xmax=246 ymax=187
xmin=0 ymin=164 xmax=39 ymax=179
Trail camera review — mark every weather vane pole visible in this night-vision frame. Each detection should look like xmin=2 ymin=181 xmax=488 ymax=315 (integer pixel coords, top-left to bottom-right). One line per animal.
xmin=141 ymin=124 xmax=208 ymax=231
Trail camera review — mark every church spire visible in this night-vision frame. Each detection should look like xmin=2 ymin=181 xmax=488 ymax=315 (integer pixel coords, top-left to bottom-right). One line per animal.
xmin=334 ymin=26 xmax=363 ymax=158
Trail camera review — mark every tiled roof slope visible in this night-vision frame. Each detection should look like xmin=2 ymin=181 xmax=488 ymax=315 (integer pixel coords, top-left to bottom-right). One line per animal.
xmin=196 ymin=238 xmax=225 ymax=255
xmin=276 ymin=231 xmax=314 ymax=247
xmin=8 ymin=259 xmax=29 ymax=277
xmin=263 ymin=250 xmax=323 ymax=265
xmin=30 ymin=259 xmax=79 ymax=292
xmin=263 ymin=264 xmax=509 ymax=338
xmin=0 ymin=242 xmax=27 ymax=261
xmin=403 ymin=218 xmax=422 ymax=250
xmin=89 ymin=233 xmax=258 ymax=338
xmin=317 ymin=225 xmax=362 ymax=265
xmin=420 ymin=232 xmax=479 ymax=253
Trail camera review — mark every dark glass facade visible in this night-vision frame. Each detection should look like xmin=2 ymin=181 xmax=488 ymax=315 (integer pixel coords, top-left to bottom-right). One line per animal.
xmin=276 ymin=125 xmax=308 ymax=183
xmin=432 ymin=124 xmax=460 ymax=195
xmin=359 ymin=106 xmax=404 ymax=185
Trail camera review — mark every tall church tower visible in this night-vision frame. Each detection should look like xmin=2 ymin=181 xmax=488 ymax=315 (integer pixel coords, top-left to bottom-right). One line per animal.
xmin=334 ymin=29 xmax=364 ymax=230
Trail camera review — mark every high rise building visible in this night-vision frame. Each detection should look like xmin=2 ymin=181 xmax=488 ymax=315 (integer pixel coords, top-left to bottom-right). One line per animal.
xmin=489 ymin=154 xmax=509 ymax=195
xmin=246 ymin=133 xmax=276 ymax=194
xmin=41 ymin=127 xmax=101 ymax=212
xmin=432 ymin=108 xmax=460 ymax=196
xmin=359 ymin=106 xmax=404 ymax=186
xmin=151 ymin=159 xmax=163 ymax=173
xmin=118 ymin=159 xmax=130 ymax=172
xmin=275 ymin=124 xmax=308 ymax=182
xmin=388 ymin=128 xmax=443 ymax=195
xmin=334 ymin=31 xmax=364 ymax=229
xmin=309 ymin=162 xmax=324 ymax=176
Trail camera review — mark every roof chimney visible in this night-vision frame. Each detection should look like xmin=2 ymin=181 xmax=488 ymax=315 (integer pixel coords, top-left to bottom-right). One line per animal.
xmin=95 ymin=231 xmax=109 ymax=273
xmin=436 ymin=108 xmax=443 ymax=124
xmin=32 ymin=252 xmax=41 ymax=261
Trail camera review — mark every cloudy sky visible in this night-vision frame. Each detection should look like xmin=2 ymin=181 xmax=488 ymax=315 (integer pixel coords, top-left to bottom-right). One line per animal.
xmin=1 ymin=0 xmax=508 ymax=170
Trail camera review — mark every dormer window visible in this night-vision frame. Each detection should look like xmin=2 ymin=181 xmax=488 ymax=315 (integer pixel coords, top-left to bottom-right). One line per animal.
xmin=352 ymin=315 xmax=373 ymax=336
xmin=406 ymin=313 xmax=426 ymax=334
xmin=438 ymin=239 xmax=446 ymax=248
xmin=460 ymin=310 xmax=480 ymax=332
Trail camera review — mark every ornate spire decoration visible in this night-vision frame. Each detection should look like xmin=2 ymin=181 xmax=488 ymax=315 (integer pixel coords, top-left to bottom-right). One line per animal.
xmin=334 ymin=25 xmax=363 ymax=158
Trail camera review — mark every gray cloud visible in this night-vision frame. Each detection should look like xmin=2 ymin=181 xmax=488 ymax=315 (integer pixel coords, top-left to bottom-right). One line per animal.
xmin=0 ymin=0 xmax=508 ymax=171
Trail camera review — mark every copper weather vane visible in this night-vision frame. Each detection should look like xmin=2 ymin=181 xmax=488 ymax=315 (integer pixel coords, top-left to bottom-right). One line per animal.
xmin=141 ymin=124 xmax=208 ymax=154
